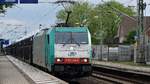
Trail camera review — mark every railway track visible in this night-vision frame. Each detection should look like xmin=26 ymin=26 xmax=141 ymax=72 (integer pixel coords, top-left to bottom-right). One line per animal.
xmin=92 ymin=71 xmax=140 ymax=84
xmin=57 ymin=65 xmax=150 ymax=84
xmin=92 ymin=65 xmax=150 ymax=84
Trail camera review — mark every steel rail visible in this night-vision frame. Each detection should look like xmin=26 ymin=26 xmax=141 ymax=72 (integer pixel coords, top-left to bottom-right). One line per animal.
xmin=92 ymin=66 xmax=150 ymax=84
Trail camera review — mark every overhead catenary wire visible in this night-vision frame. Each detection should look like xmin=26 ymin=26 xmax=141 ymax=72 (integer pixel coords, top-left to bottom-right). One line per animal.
xmin=30 ymin=4 xmax=60 ymax=27
xmin=122 ymin=0 xmax=135 ymax=6
xmin=100 ymin=0 xmax=137 ymax=21
xmin=2 ymin=2 xmax=60 ymax=41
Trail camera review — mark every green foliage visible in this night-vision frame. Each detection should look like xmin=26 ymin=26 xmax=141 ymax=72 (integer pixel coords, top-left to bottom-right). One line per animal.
xmin=0 ymin=4 xmax=13 ymax=14
xmin=123 ymin=30 xmax=136 ymax=44
xmin=56 ymin=1 xmax=135 ymax=44
xmin=105 ymin=1 xmax=135 ymax=16
xmin=56 ymin=2 xmax=93 ymax=26
xmin=91 ymin=37 xmax=100 ymax=44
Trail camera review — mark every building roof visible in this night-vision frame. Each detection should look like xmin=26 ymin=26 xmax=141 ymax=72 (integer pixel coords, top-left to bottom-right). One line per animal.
xmin=118 ymin=16 xmax=150 ymax=42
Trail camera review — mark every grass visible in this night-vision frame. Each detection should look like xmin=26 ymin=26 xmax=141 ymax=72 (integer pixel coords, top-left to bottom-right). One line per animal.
xmin=110 ymin=61 xmax=150 ymax=67
xmin=93 ymin=59 xmax=150 ymax=67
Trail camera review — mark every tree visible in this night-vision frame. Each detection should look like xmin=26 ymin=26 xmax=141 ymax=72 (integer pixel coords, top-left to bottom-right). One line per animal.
xmin=56 ymin=2 xmax=93 ymax=26
xmin=56 ymin=1 xmax=135 ymax=44
xmin=123 ymin=30 xmax=136 ymax=44
xmin=0 ymin=4 xmax=13 ymax=14
xmin=93 ymin=1 xmax=135 ymax=44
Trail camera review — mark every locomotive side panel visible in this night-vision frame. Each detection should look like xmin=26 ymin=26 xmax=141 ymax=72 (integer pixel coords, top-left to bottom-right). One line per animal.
xmin=45 ymin=29 xmax=55 ymax=71
xmin=33 ymin=30 xmax=47 ymax=68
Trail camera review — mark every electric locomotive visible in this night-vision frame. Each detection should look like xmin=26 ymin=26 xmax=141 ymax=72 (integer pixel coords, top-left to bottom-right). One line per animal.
xmin=5 ymin=27 xmax=92 ymax=77
xmin=54 ymin=27 xmax=92 ymax=76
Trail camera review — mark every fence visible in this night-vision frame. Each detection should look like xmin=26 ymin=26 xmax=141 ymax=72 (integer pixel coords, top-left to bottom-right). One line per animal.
xmin=145 ymin=44 xmax=150 ymax=64
xmin=133 ymin=44 xmax=150 ymax=64
xmin=92 ymin=45 xmax=134 ymax=61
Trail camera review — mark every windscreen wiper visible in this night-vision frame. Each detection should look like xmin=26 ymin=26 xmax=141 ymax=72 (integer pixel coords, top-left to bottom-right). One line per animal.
xmin=63 ymin=38 xmax=80 ymax=47
xmin=63 ymin=38 xmax=71 ymax=46
xmin=72 ymin=38 xmax=80 ymax=47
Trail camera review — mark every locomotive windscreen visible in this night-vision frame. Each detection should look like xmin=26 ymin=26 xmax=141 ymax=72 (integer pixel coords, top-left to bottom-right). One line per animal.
xmin=55 ymin=32 xmax=88 ymax=44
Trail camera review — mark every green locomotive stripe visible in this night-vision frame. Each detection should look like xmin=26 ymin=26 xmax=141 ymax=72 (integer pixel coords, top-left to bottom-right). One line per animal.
xmin=47 ymin=29 xmax=55 ymax=65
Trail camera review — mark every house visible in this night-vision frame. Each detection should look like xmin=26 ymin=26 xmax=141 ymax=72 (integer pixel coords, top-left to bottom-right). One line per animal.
xmin=145 ymin=26 xmax=150 ymax=44
xmin=117 ymin=16 xmax=150 ymax=43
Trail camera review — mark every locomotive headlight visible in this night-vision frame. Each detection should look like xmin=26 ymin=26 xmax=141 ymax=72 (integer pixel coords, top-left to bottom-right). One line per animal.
xmin=84 ymin=59 xmax=88 ymax=62
xmin=81 ymin=58 xmax=89 ymax=63
xmin=57 ymin=58 xmax=61 ymax=62
xmin=70 ymin=47 xmax=74 ymax=50
xmin=55 ymin=58 xmax=63 ymax=63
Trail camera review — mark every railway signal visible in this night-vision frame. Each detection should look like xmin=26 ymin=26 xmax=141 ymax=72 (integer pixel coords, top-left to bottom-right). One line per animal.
xmin=136 ymin=0 xmax=146 ymax=63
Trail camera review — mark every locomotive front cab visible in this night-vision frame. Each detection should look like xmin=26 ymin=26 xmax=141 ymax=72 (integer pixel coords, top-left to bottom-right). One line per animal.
xmin=53 ymin=27 xmax=92 ymax=76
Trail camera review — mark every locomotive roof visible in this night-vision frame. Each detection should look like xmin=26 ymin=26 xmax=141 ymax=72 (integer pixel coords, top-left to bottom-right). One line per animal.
xmin=54 ymin=27 xmax=88 ymax=32
xmin=15 ymin=28 xmax=51 ymax=43
xmin=7 ymin=27 xmax=89 ymax=46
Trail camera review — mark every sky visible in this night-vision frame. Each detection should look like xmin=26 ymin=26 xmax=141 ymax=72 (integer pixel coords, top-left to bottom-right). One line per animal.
xmin=0 ymin=0 xmax=150 ymax=43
